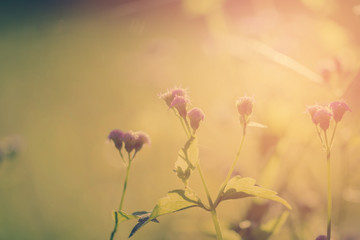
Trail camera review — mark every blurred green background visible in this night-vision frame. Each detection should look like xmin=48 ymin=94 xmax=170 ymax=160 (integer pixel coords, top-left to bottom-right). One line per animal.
xmin=0 ymin=0 xmax=360 ymax=239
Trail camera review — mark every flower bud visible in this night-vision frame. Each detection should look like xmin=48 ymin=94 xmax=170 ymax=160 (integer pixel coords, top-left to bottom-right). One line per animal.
xmin=307 ymin=105 xmax=322 ymax=124
xmin=134 ymin=131 xmax=151 ymax=152
xmin=236 ymin=96 xmax=254 ymax=117
xmin=329 ymin=100 xmax=351 ymax=123
xmin=171 ymin=96 xmax=189 ymax=119
xmin=123 ymin=131 xmax=138 ymax=153
xmin=108 ymin=129 xmax=125 ymax=151
xmin=159 ymin=87 xmax=187 ymax=108
xmin=313 ymin=107 xmax=332 ymax=131
xmin=315 ymin=235 xmax=326 ymax=240
xmin=187 ymin=107 xmax=205 ymax=132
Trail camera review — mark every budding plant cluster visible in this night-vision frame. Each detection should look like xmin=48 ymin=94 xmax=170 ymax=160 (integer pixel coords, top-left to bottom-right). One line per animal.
xmin=307 ymin=101 xmax=351 ymax=240
xmin=107 ymin=87 xmax=292 ymax=240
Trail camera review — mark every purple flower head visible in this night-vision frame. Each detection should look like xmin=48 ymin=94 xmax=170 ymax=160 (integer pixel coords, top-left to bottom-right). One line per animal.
xmin=330 ymin=100 xmax=351 ymax=123
xmin=123 ymin=131 xmax=138 ymax=153
xmin=236 ymin=96 xmax=254 ymax=117
xmin=134 ymin=131 xmax=151 ymax=152
xmin=108 ymin=129 xmax=125 ymax=151
xmin=307 ymin=105 xmax=322 ymax=124
xmin=187 ymin=107 xmax=205 ymax=132
xmin=315 ymin=235 xmax=326 ymax=240
xmin=171 ymin=96 xmax=189 ymax=119
xmin=313 ymin=107 xmax=332 ymax=131
xmin=159 ymin=87 xmax=187 ymax=108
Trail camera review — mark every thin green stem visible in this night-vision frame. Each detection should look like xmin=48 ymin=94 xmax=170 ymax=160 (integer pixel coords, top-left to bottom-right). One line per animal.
xmin=197 ymin=165 xmax=223 ymax=240
xmin=329 ymin=122 xmax=338 ymax=148
xmin=315 ymin=125 xmax=326 ymax=149
xmin=210 ymin=209 xmax=223 ymax=240
xmin=172 ymin=109 xmax=190 ymax=138
xmin=119 ymin=154 xmax=132 ymax=210
xmin=214 ymin=131 xmax=246 ymax=206
xmin=326 ymin=150 xmax=332 ymax=240
xmin=110 ymin=153 xmax=133 ymax=240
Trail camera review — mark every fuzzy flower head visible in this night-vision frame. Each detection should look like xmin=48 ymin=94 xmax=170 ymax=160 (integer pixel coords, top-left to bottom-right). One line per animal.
xmin=123 ymin=131 xmax=138 ymax=153
xmin=187 ymin=107 xmax=205 ymax=132
xmin=108 ymin=129 xmax=125 ymax=151
xmin=134 ymin=132 xmax=151 ymax=152
xmin=171 ymin=95 xmax=189 ymax=119
xmin=307 ymin=105 xmax=322 ymax=124
xmin=330 ymin=100 xmax=351 ymax=123
xmin=315 ymin=235 xmax=326 ymax=240
xmin=313 ymin=107 xmax=332 ymax=131
xmin=236 ymin=96 xmax=254 ymax=117
xmin=159 ymin=87 xmax=187 ymax=108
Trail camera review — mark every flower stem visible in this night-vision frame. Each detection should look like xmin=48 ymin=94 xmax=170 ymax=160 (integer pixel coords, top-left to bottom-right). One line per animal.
xmin=110 ymin=153 xmax=133 ymax=240
xmin=326 ymin=150 xmax=332 ymax=240
xmin=197 ymin=165 xmax=223 ymax=240
xmin=214 ymin=131 xmax=246 ymax=206
xmin=119 ymin=156 xmax=132 ymax=210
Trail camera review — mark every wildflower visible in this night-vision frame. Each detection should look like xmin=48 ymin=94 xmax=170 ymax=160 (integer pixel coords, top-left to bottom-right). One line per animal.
xmin=123 ymin=131 xmax=138 ymax=153
xmin=108 ymin=129 xmax=125 ymax=151
xmin=236 ymin=96 xmax=254 ymax=117
xmin=315 ymin=235 xmax=326 ymax=240
xmin=330 ymin=101 xmax=351 ymax=123
xmin=160 ymin=87 xmax=187 ymax=108
xmin=307 ymin=105 xmax=322 ymax=124
xmin=188 ymin=108 xmax=205 ymax=132
xmin=171 ymin=96 xmax=189 ymax=119
xmin=134 ymin=132 xmax=151 ymax=152
xmin=313 ymin=107 xmax=332 ymax=131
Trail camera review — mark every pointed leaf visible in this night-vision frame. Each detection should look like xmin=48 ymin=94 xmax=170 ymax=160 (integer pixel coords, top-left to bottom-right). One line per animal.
xmin=129 ymin=189 xmax=203 ymax=237
xmin=217 ymin=176 xmax=291 ymax=210
xmin=248 ymin=121 xmax=267 ymax=128
xmin=113 ymin=210 xmax=139 ymax=224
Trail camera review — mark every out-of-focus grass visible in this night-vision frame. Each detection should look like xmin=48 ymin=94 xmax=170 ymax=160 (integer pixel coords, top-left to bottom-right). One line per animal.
xmin=0 ymin=0 xmax=359 ymax=239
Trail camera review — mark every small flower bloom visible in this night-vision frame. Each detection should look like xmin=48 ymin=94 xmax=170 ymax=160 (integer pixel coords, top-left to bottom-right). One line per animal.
xmin=171 ymin=96 xmax=189 ymax=119
xmin=313 ymin=107 xmax=332 ymax=131
xmin=307 ymin=105 xmax=322 ymax=124
xmin=159 ymin=87 xmax=187 ymax=108
xmin=236 ymin=96 xmax=254 ymax=117
xmin=329 ymin=100 xmax=351 ymax=123
xmin=187 ymin=107 xmax=205 ymax=132
xmin=123 ymin=131 xmax=138 ymax=153
xmin=315 ymin=235 xmax=326 ymax=240
xmin=134 ymin=132 xmax=151 ymax=152
xmin=171 ymin=88 xmax=187 ymax=98
xmin=108 ymin=129 xmax=125 ymax=151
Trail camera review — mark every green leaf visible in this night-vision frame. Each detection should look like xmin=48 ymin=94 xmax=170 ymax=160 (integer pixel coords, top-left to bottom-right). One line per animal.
xmin=248 ymin=121 xmax=267 ymax=128
xmin=252 ymin=211 xmax=290 ymax=239
xmin=182 ymin=136 xmax=199 ymax=169
xmin=216 ymin=176 xmax=291 ymax=210
xmin=174 ymin=157 xmax=191 ymax=184
xmin=129 ymin=189 xmax=203 ymax=237
xmin=113 ymin=210 xmax=139 ymax=224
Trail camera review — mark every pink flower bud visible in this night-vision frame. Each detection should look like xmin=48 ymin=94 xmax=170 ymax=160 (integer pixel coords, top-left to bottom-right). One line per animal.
xmin=108 ymin=129 xmax=125 ymax=151
xmin=159 ymin=87 xmax=187 ymax=108
xmin=329 ymin=100 xmax=351 ymax=123
xmin=315 ymin=235 xmax=326 ymax=240
xmin=134 ymin=132 xmax=151 ymax=152
xmin=236 ymin=96 xmax=254 ymax=117
xmin=313 ymin=107 xmax=332 ymax=131
xmin=187 ymin=107 xmax=205 ymax=132
xmin=307 ymin=105 xmax=322 ymax=124
xmin=171 ymin=96 xmax=188 ymax=119
xmin=123 ymin=131 xmax=138 ymax=153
